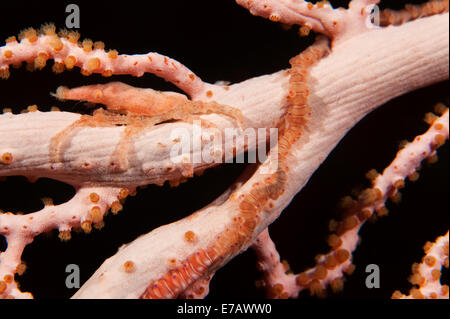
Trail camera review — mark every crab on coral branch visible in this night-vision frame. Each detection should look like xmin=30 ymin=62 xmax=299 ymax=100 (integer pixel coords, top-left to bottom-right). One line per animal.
xmin=0 ymin=0 xmax=448 ymax=299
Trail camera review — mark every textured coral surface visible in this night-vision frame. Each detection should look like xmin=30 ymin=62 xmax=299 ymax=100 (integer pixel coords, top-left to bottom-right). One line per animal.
xmin=0 ymin=0 xmax=448 ymax=299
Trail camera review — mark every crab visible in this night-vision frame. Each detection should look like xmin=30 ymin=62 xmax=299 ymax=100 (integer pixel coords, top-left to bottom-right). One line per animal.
xmin=51 ymin=81 xmax=245 ymax=170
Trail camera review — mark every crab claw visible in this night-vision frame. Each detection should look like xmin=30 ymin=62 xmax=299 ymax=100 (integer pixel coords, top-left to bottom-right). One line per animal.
xmin=53 ymin=82 xmax=188 ymax=115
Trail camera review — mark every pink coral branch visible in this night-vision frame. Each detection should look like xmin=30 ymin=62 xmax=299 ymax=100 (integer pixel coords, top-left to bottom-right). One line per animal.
xmin=294 ymin=108 xmax=449 ymax=297
xmin=251 ymin=109 xmax=449 ymax=298
xmin=252 ymin=228 xmax=298 ymax=298
xmin=0 ymin=1 xmax=448 ymax=299
xmin=74 ymin=13 xmax=448 ymax=297
xmin=393 ymin=231 xmax=449 ymax=299
xmin=0 ymin=30 xmax=212 ymax=97
xmin=236 ymin=0 xmax=380 ymax=40
xmin=0 ymin=186 xmax=125 ymax=298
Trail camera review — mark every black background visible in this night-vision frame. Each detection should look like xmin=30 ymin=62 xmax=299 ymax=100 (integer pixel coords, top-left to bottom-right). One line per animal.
xmin=0 ymin=0 xmax=448 ymax=300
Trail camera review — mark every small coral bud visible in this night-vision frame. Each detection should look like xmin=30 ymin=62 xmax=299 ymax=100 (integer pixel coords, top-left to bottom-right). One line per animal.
xmin=434 ymin=134 xmax=446 ymax=147
xmin=328 ymin=219 xmax=338 ymax=232
xmin=52 ymin=61 xmax=65 ymax=74
xmin=3 ymin=50 xmax=13 ymax=59
xmin=123 ymin=261 xmax=135 ymax=273
xmin=281 ymin=260 xmax=291 ymax=272
xmin=424 ymin=256 xmax=436 ymax=267
xmin=3 ymin=275 xmax=13 ymax=284
xmin=16 ymin=263 xmax=27 ymax=275
xmin=89 ymin=192 xmax=100 ymax=203
xmin=411 ymin=288 xmax=424 ymax=299
xmin=19 ymin=28 xmax=38 ymax=43
xmin=58 ymin=230 xmax=72 ymax=241
xmin=409 ymin=273 xmax=425 ymax=286
xmin=82 ymin=39 xmax=93 ymax=52
xmin=376 ymin=206 xmax=389 ymax=217
xmin=365 ymin=169 xmax=379 ymax=181
xmin=343 ymin=216 xmax=359 ymax=231
xmin=423 ymin=241 xmax=433 ymax=253
xmin=64 ymin=56 xmax=77 ymax=70
xmin=94 ymin=90 xmax=103 ymax=99
xmin=40 ymin=197 xmax=54 ymax=206
xmin=408 ymin=172 xmax=420 ymax=182
xmin=34 ymin=52 xmax=49 ymax=70
xmin=94 ymin=221 xmax=104 ymax=229
xmin=398 ymin=139 xmax=409 ymax=149
xmin=81 ymin=221 xmax=92 ymax=233
xmin=40 ymin=23 xmax=56 ymax=35
xmin=308 ymin=280 xmax=326 ymax=298
xmin=324 ymin=255 xmax=338 ymax=269
xmin=338 ymin=196 xmax=355 ymax=209
xmin=86 ymin=57 xmax=101 ymax=72
xmin=298 ymin=25 xmax=311 ymax=37
xmin=102 ymin=69 xmax=113 ymax=77
xmin=358 ymin=208 xmax=372 ymax=222
xmin=330 ymin=278 xmax=344 ymax=292
xmin=296 ymin=273 xmax=310 ymax=286
xmin=431 ymin=269 xmax=441 ymax=281
xmin=424 ymin=112 xmax=438 ymax=125
xmin=272 ymin=283 xmax=283 ymax=295
xmin=118 ymin=188 xmax=129 ymax=199
xmin=0 ymin=280 xmax=6 ymax=294
xmin=327 ymin=234 xmax=342 ymax=249
xmin=5 ymin=36 xmax=17 ymax=44
xmin=48 ymin=35 xmax=63 ymax=52
xmin=81 ymin=68 xmax=91 ymax=76
xmin=335 ymin=249 xmax=350 ymax=263
xmin=433 ymin=102 xmax=447 ymax=115
xmin=313 ymin=265 xmax=327 ymax=280
xmin=25 ymin=61 xmax=36 ymax=72
xmin=394 ymin=179 xmax=405 ymax=189
xmin=90 ymin=206 xmax=103 ymax=223
xmin=391 ymin=290 xmax=404 ymax=299
xmin=94 ymin=41 xmax=105 ymax=50
xmin=68 ymin=31 xmax=80 ymax=43
xmin=0 ymin=67 xmax=10 ymax=80
xmin=389 ymin=192 xmax=402 ymax=204
xmin=1 ymin=152 xmax=13 ymax=164
xmin=184 ymin=231 xmax=196 ymax=243
xmin=108 ymin=49 xmax=118 ymax=59
xmin=111 ymin=201 xmax=123 ymax=214
xmin=54 ymin=86 xmax=68 ymax=99
xmin=269 ymin=13 xmax=281 ymax=22
xmin=27 ymin=105 xmax=38 ymax=112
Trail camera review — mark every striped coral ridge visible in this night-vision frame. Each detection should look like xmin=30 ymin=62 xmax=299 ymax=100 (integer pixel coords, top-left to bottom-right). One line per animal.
xmin=380 ymin=0 xmax=449 ymax=26
xmin=140 ymin=249 xmax=214 ymax=299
